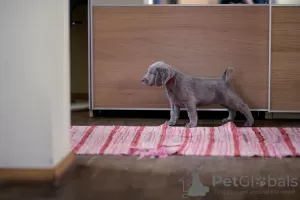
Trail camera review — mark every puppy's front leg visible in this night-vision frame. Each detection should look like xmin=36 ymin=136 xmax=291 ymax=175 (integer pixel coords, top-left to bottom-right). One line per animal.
xmin=168 ymin=103 xmax=180 ymax=126
xmin=185 ymin=103 xmax=198 ymax=128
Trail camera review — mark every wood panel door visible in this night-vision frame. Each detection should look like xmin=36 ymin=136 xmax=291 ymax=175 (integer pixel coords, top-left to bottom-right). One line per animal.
xmin=271 ymin=6 xmax=300 ymax=111
xmin=92 ymin=6 xmax=269 ymax=109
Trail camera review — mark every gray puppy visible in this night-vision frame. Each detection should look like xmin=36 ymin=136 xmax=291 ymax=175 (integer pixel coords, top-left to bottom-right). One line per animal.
xmin=141 ymin=61 xmax=254 ymax=128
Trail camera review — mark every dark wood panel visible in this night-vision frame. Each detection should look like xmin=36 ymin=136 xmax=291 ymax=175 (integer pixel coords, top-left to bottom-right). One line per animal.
xmin=92 ymin=6 xmax=269 ymax=109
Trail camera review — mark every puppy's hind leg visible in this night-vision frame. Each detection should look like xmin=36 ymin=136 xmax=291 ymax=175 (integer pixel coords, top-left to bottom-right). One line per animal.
xmin=238 ymin=103 xmax=254 ymax=127
xmin=168 ymin=103 xmax=180 ymax=126
xmin=185 ymin=102 xmax=198 ymax=128
xmin=221 ymin=104 xmax=236 ymax=123
xmin=224 ymin=92 xmax=254 ymax=127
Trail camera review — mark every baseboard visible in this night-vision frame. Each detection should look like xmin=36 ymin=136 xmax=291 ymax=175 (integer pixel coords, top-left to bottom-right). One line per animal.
xmin=0 ymin=151 xmax=76 ymax=182
xmin=266 ymin=113 xmax=300 ymax=120
xmin=92 ymin=110 xmax=265 ymax=120
xmin=53 ymin=151 xmax=76 ymax=179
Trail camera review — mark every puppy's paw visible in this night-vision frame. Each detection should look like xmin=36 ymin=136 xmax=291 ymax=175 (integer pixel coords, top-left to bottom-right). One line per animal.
xmin=185 ymin=123 xmax=197 ymax=128
xmin=222 ymin=118 xmax=232 ymax=123
xmin=244 ymin=121 xmax=254 ymax=127
xmin=167 ymin=120 xmax=176 ymax=126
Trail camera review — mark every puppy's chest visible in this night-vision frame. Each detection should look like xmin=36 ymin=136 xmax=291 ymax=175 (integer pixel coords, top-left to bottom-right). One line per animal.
xmin=166 ymin=87 xmax=182 ymax=102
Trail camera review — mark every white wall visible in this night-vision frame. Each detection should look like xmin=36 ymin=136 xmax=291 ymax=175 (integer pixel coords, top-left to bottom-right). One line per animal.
xmin=0 ymin=0 xmax=71 ymax=168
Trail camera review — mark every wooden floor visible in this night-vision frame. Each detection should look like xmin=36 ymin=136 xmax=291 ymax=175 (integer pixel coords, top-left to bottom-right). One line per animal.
xmin=1 ymin=111 xmax=300 ymax=200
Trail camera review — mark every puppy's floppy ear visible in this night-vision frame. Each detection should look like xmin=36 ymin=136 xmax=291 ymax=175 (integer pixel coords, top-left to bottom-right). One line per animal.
xmin=154 ymin=69 xmax=160 ymax=86
xmin=154 ymin=67 xmax=170 ymax=86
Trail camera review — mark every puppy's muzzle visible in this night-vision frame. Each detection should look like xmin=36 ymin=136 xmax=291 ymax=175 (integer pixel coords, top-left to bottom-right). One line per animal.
xmin=141 ymin=77 xmax=149 ymax=85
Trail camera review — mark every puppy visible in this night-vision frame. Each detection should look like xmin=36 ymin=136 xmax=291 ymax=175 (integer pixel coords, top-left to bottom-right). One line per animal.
xmin=141 ymin=61 xmax=254 ymax=128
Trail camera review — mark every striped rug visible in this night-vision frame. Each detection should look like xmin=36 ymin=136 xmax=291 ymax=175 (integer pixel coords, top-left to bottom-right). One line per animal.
xmin=71 ymin=122 xmax=300 ymax=158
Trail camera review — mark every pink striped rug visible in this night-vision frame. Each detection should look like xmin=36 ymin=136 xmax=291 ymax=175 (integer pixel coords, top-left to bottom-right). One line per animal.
xmin=71 ymin=122 xmax=300 ymax=158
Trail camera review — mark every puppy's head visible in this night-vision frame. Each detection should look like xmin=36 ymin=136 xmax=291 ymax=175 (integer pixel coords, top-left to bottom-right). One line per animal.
xmin=141 ymin=61 xmax=174 ymax=87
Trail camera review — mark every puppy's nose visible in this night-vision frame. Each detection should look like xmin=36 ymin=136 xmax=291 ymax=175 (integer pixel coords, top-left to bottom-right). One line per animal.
xmin=141 ymin=78 xmax=145 ymax=82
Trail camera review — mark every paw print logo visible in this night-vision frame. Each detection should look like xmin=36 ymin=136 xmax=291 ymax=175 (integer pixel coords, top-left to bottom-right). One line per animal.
xmin=255 ymin=176 xmax=266 ymax=187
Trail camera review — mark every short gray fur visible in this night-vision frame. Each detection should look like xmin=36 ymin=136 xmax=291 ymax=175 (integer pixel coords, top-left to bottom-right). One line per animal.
xmin=142 ymin=61 xmax=254 ymax=128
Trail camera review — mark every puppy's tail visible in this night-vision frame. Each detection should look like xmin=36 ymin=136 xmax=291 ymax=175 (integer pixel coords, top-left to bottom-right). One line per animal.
xmin=222 ymin=67 xmax=234 ymax=82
